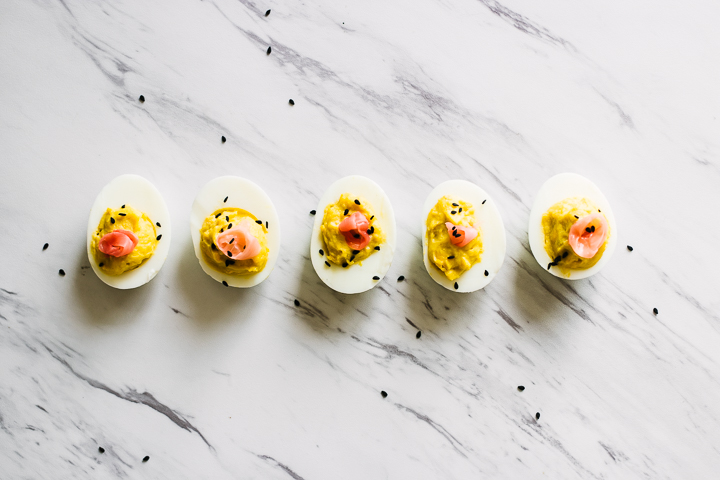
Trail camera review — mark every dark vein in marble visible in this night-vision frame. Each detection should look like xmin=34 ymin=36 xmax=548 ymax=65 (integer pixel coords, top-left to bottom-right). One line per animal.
xmin=496 ymin=306 xmax=524 ymax=333
xmin=594 ymin=89 xmax=635 ymax=129
xmin=351 ymin=336 xmax=435 ymax=374
xmin=41 ymin=344 xmax=213 ymax=450
xmin=396 ymin=404 xmax=467 ymax=458
xmin=477 ymin=0 xmax=574 ymax=49
xmin=257 ymin=454 xmax=307 ymax=480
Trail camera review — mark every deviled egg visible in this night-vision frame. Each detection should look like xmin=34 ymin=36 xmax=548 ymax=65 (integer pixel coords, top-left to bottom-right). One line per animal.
xmin=422 ymin=180 xmax=506 ymax=292
xmin=87 ymin=174 xmax=171 ymax=289
xmin=528 ymin=173 xmax=617 ymax=279
xmin=310 ymin=175 xmax=396 ymax=294
xmin=190 ymin=176 xmax=280 ymax=287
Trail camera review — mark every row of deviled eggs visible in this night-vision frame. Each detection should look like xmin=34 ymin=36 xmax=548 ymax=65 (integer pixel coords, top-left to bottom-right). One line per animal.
xmin=87 ymin=173 xmax=617 ymax=293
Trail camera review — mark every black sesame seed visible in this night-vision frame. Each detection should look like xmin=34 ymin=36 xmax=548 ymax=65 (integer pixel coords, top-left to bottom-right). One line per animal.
xmin=289 ymin=99 xmax=295 ymax=105
xmin=216 ymin=213 xmax=222 ymax=218
xmin=226 ymin=216 xmax=229 ymax=222
xmin=227 ymin=223 xmax=232 ymax=229
xmin=366 ymin=229 xmax=372 ymax=235
xmin=59 ymin=269 xmax=65 ymax=276
xmin=156 ymin=222 xmax=161 ymax=227
xmin=227 ymin=250 xmax=232 ymax=257
xmin=370 ymin=226 xmax=374 ymax=233
xmin=265 ymin=9 xmax=271 ymax=16
xmin=517 ymin=386 xmax=525 ymax=391
xmin=381 ymin=391 xmax=388 ymax=398
xmin=220 ymin=228 xmax=224 ymax=233
xmin=224 ymin=196 xmax=228 ymax=203
xmin=310 ymin=209 xmax=316 ymax=215
xmin=482 ymin=199 xmax=487 ymax=204
xmin=459 ymin=207 xmax=462 ymax=212
xmin=574 ymin=215 xmax=579 ymax=219
xmin=452 ymin=203 xmax=458 ymax=207
xmin=653 ymin=307 xmax=659 ymax=315
xmin=562 ymin=251 xmax=568 ymax=258
xmin=325 ymin=261 xmax=331 ymax=267
xmin=211 ymin=243 xmax=217 ymax=250
xmin=598 ymin=209 xmax=601 ymax=212
xmin=42 ymin=243 xmax=49 ymax=251
xmin=99 ymin=263 xmax=104 ymax=267
xmin=138 ymin=95 xmax=145 ymax=103
xmin=222 ymin=281 xmax=228 ymax=287
xmin=416 ymin=331 xmax=421 ymax=339
xmin=294 ymin=299 xmax=300 ymax=307
xmin=121 ymin=204 xmax=125 ymax=208
xmin=585 ymin=227 xmax=591 ymax=233
xmin=118 ymin=213 xmax=126 ymax=216
xmin=98 ymin=447 xmax=105 ymax=453
xmin=535 ymin=412 xmax=540 ymax=420
xmin=451 ymin=210 xmax=456 ymax=215
xmin=256 ymin=220 xmax=262 ymax=225
xmin=344 ymin=209 xmax=349 ymax=215
xmin=547 ymin=263 xmax=553 ymax=270
xmin=374 ymin=246 xmax=380 ymax=251
xmin=370 ymin=215 xmax=374 ymax=220
xmin=266 ymin=46 xmax=272 ymax=55
xmin=225 ymin=260 xmax=231 ymax=267
xmin=266 ymin=221 xmax=268 ymax=229
xmin=229 ymin=238 xmax=234 ymax=244
xmin=156 ymin=234 xmax=162 ymax=241
xmin=352 ymin=250 xmax=359 ymax=254
xmin=484 ymin=270 xmax=489 ymax=276
xmin=590 ymin=225 xmax=596 ymax=232
xmin=452 ymin=226 xmax=456 ymax=230
xmin=397 ymin=275 xmax=404 ymax=282
xmin=143 ymin=456 xmax=150 ymax=462
xmin=373 ymin=276 xmax=380 ymax=280
xmin=554 ymin=256 xmax=561 ymax=263
xmin=353 ymin=233 xmax=360 ymax=239
xmin=447 ymin=255 xmax=455 ymax=259
xmin=454 ymin=282 xmax=459 ymax=290
xmin=110 ymin=217 xmax=115 ymax=224
xmin=350 ymin=255 xmax=356 ymax=262
xmin=342 ymin=262 xmax=348 ymax=268
xmin=627 ymin=245 xmax=634 ymax=251
xmin=319 ymin=249 xmax=324 ymax=256
xmin=354 ymin=199 xmax=360 ymax=205
xmin=221 ymin=136 xmax=226 ymax=143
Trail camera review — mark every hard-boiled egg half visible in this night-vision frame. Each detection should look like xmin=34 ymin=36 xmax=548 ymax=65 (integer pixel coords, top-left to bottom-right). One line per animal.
xmin=528 ymin=173 xmax=617 ymax=279
xmin=422 ymin=180 xmax=506 ymax=292
xmin=310 ymin=175 xmax=396 ymax=294
xmin=87 ymin=174 xmax=171 ymax=289
xmin=190 ymin=176 xmax=280 ymax=288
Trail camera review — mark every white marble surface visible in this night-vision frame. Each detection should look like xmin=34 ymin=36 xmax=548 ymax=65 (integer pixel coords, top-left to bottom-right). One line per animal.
xmin=1 ymin=0 xmax=720 ymax=478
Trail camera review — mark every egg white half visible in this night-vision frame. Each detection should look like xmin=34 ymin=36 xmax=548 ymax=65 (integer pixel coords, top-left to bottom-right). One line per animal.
xmin=310 ymin=175 xmax=396 ymax=294
xmin=87 ymin=174 xmax=172 ymax=289
xmin=190 ymin=176 xmax=280 ymax=288
xmin=528 ymin=172 xmax=618 ymax=280
xmin=421 ymin=180 xmax=506 ymax=293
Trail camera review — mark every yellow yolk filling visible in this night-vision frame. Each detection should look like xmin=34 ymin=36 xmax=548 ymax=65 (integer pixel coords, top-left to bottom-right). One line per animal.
xmin=426 ymin=196 xmax=482 ymax=281
xmin=320 ymin=193 xmax=384 ymax=266
xmin=541 ymin=197 xmax=610 ymax=272
xmin=91 ymin=205 xmax=158 ymax=275
xmin=199 ymin=208 xmax=269 ymax=275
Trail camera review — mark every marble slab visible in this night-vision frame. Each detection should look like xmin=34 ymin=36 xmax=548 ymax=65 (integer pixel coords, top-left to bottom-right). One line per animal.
xmin=1 ymin=0 xmax=719 ymax=478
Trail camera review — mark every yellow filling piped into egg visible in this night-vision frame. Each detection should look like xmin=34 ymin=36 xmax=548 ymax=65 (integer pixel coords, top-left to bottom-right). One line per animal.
xmin=199 ymin=208 xmax=268 ymax=275
xmin=541 ymin=197 xmax=610 ymax=272
xmin=320 ymin=193 xmax=384 ymax=266
xmin=426 ymin=196 xmax=482 ymax=281
xmin=91 ymin=205 xmax=158 ymax=275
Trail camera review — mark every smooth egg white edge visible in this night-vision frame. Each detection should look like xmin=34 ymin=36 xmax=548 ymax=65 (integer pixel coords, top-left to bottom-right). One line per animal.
xmin=528 ymin=173 xmax=618 ymax=280
xmin=86 ymin=174 xmax=172 ymax=289
xmin=310 ymin=175 xmax=397 ymax=294
xmin=421 ymin=180 xmax=506 ymax=293
xmin=190 ymin=176 xmax=281 ymax=288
